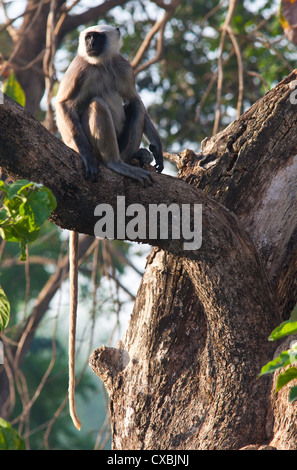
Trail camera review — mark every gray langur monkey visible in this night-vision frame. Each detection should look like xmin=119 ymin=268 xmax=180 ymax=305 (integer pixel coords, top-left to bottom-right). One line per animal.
xmin=55 ymin=24 xmax=163 ymax=430
xmin=56 ymin=24 xmax=163 ymax=181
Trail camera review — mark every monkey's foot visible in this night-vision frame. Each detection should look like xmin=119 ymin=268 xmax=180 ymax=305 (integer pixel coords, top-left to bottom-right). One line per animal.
xmin=107 ymin=160 xmax=153 ymax=186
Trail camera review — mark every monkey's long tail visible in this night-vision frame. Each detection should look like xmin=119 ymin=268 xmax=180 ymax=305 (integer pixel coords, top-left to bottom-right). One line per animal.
xmin=69 ymin=230 xmax=82 ymax=431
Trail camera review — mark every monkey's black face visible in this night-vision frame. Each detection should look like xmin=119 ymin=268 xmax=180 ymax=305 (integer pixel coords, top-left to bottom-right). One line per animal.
xmin=85 ymin=32 xmax=106 ymax=57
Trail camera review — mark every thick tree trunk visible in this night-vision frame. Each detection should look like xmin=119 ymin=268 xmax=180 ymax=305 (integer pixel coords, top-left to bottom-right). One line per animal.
xmin=91 ymin=247 xmax=280 ymax=449
xmin=90 ymin=71 xmax=297 ymax=450
xmin=0 ymin=71 xmax=297 ymax=449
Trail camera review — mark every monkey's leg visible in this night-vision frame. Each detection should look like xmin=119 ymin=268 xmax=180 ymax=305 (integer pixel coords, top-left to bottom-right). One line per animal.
xmin=118 ymin=99 xmax=145 ymax=163
xmin=119 ymin=100 xmax=163 ymax=173
xmin=69 ymin=231 xmax=81 ymax=430
xmin=55 ymin=101 xmax=99 ymax=182
xmin=82 ymin=99 xmax=152 ymax=184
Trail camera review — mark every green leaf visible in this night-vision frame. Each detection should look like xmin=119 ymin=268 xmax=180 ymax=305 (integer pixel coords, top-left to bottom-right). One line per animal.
xmin=0 ymin=208 xmax=8 ymax=223
xmin=0 ymin=180 xmax=8 ymax=195
xmin=275 ymin=367 xmax=297 ymax=392
xmin=5 ymin=180 xmax=33 ymax=200
xmin=259 ymin=350 xmax=291 ymax=376
xmin=0 ymin=180 xmax=57 ymax=260
xmin=25 ymin=185 xmax=57 ymax=227
xmin=268 ymin=320 xmax=297 ymax=341
xmin=289 ymin=385 xmax=297 ymax=403
xmin=0 ymin=286 xmax=10 ymax=332
xmin=3 ymin=71 xmax=26 ymax=107
xmin=0 ymin=418 xmax=25 ymax=450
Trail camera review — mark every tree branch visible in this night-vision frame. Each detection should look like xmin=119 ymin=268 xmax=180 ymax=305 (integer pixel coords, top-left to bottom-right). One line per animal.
xmin=59 ymin=0 xmax=130 ymax=37
xmin=0 ymin=94 xmax=224 ymax=258
xmin=182 ymin=69 xmax=297 ymax=318
xmin=131 ymin=0 xmax=183 ymax=74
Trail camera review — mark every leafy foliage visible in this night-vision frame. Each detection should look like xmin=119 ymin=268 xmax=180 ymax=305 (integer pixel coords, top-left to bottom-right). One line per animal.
xmin=268 ymin=320 xmax=297 ymax=341
xmin=0 ymin=285 xmax=10 ymax=332
xmin=2 ymin=71 xmax=26 ymax=107
xmin=0 ymin=418 xmax=25 ymax=450
xmin=260 ymin=317 xmax=297 ymax=403
xmin=0 ymin=179 xmax=57 ymax=261
xmin=0 ymin=179 xmax=56 ymax=333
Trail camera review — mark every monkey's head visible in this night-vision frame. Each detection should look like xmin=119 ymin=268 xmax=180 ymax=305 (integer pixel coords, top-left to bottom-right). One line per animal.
xmin=78 ymin=25 xmax=122 ymax=65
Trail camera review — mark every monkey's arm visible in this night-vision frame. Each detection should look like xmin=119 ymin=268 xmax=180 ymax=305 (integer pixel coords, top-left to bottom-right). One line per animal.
xmin=55 ymin=57 xmax=100 ymax=181
xmin=115 ymin=55 xmax=163 ymax=173
xmin=119 ymin=97 xmax=163 ymax=173
xmin=55 ymin=101 xmax=99 ymax=182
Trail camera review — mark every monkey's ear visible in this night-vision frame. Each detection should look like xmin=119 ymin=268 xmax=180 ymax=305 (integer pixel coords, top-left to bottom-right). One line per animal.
xmin=116 ymin=26 xmax=121 ymax=35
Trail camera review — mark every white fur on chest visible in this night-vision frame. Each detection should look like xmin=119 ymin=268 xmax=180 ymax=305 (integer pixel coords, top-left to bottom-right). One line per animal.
xmin=79 ymin=63 xmax=125 ymax=135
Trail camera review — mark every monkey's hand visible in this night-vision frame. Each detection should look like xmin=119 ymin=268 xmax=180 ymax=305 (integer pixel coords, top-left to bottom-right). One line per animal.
xmin=149 ymin=144 xmax=164 ymax=174
xmin=81 ymin=153 xmax=99 ymax=182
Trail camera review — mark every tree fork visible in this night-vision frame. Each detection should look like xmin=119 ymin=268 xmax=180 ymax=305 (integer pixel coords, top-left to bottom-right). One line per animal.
xmin=1 ymin=71 xmax=297 ymax=449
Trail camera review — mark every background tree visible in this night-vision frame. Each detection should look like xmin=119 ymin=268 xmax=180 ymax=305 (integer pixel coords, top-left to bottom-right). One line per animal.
xmin=1 ymin=0 xmax=297 ymax=450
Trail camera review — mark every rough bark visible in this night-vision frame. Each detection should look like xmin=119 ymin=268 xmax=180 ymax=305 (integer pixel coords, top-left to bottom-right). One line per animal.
xmin=178 ymin=73 xmax=297 ymax=319
xmin=11 ymin=0 xmax=53 ymax=115
xmin=0 ymin=71 xmax=297 ymax=449
xmin=90 ymin=71 xmax=297 ymax=449
xmin=90 ymin=248 xmax=280 ymax=449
